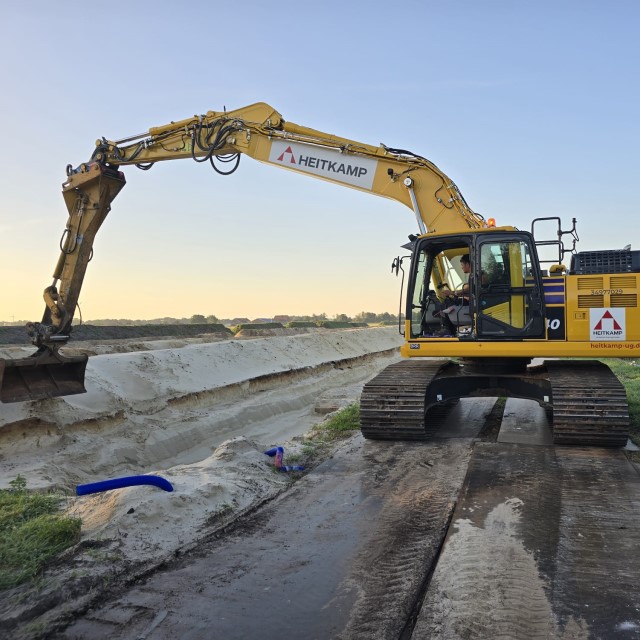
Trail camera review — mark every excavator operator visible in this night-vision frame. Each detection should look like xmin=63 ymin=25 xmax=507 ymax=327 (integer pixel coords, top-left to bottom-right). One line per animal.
xmin=438 ymin=254 xmax=476 ymax=333
xmin=459 ymin=253 xmax=472 ymax=293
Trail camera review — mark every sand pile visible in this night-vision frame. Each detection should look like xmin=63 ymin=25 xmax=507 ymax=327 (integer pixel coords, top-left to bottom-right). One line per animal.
xmin=68 ymin=436 xmax=294 ymax=564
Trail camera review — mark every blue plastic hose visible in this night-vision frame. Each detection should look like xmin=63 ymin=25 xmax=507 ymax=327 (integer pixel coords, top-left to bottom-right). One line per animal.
xmin=76 ymin=475 xmax=174 ymax=496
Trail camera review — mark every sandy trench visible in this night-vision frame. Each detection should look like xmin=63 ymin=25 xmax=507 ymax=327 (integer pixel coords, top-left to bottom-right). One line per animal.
xmin=0 ymin=327 xmax=403 ymax=571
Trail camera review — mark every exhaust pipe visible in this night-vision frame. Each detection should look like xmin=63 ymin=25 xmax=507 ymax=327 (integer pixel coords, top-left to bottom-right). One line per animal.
xmin=0 ymin=350 xmax=88 ymax=403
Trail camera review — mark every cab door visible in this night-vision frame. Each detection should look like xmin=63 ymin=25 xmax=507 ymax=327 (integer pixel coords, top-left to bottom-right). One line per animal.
xmin=474 ymin=234 xmax=545 ymax=338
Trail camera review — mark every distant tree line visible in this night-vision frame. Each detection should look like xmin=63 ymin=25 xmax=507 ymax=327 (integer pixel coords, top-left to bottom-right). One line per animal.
xmin=83 ymin=311 xmax=403 ymax=326
xmin=1 ymin=312 xmax=403 ymax=327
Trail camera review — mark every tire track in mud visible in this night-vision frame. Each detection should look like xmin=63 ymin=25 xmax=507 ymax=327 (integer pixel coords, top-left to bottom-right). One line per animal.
xmin=414 ymin=444 xmax=563 ymax=640
xmin=413 ymin=444 xmax=640 ymax=640
xmin=337 ymin=441 xmax=474 ymax=640
xmin=417 ymin=499 xmax=560 ymax=639
xmin=551 ymin=448 xmax=640 ymax=638
xmin=56 ymin=437 xmax=479 ymax=640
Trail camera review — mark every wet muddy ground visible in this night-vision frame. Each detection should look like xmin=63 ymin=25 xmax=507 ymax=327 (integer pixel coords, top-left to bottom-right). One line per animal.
xmin=56 ymin=400 xmax=640 ymax=640
xmin=58 ymin=430 xmax=480 ymax=640
xmin=3 ymin=329 xmax=639 ymax=639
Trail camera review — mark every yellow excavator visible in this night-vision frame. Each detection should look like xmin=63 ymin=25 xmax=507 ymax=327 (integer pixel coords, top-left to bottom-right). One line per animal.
xmin=1 ymin=102 xmax=638 ymax=446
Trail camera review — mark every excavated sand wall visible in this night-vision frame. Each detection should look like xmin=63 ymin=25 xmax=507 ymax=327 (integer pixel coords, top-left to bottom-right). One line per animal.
xmin=0 ymin=328 xmax=404 ymax=495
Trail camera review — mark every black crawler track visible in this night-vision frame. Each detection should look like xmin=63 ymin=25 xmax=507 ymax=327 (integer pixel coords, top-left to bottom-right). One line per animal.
xmin=360 ymin=358 xmax=630 ymax=447
xmin=546 ymin=360 xmax=630 ymax=447
xmin=360 ymin=360 xmax=451 ymax=440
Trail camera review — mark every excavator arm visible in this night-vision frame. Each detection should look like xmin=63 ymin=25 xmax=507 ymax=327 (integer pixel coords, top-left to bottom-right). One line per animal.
xmin=92 ymin=102 xmax=484 ymax=228
xmin=1 ymin=102 xmax=486 ymax=402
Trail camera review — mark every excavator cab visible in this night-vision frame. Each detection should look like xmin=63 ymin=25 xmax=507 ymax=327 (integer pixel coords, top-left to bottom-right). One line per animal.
xmin=408 ymin=231 xmax=546 ymax=340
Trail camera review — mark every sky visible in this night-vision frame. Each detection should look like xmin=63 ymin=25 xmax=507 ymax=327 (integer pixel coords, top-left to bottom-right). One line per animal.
xmin=1 ymin=0 xmax=639 ymax=322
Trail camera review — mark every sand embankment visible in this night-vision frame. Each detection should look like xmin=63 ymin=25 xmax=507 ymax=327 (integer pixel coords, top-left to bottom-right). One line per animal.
xmin=0 ymin=327 xmax=402 ymax=567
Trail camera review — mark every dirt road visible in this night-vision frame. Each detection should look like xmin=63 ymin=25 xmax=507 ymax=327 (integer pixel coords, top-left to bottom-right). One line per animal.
xmin=3 ymin=330 xmax=639 ymax=639
xmin=414 ymin=443 xmax=640 ymax=639
xmin=58 ymin=400 xmax=493 ymax=640
xmin=58 ymin=400 xmax=640 ymax=640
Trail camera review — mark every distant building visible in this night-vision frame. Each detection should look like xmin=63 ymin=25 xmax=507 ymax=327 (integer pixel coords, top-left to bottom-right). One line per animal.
xmin=228 ymin=317 xmax=251 ymax=325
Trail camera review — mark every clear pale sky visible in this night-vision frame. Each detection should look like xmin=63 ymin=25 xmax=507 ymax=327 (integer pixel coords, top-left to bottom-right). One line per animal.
xmin=1 ymin=1 xmax=638 ymax=322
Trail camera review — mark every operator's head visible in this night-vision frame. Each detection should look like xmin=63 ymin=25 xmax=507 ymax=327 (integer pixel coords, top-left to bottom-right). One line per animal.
xmin=460 ymin=253 xmax=471 ymax=273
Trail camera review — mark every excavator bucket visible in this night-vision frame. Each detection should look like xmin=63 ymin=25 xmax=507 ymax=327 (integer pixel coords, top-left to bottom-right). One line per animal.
xmin=0 ymin=352 xmax=88 ymax=403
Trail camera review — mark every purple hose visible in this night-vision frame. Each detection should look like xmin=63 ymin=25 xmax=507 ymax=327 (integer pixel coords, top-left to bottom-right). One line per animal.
xmin=264 ymin=446 xmax=305 ymax=472
xmin=76 ymin=475 xmax=174 ymax=496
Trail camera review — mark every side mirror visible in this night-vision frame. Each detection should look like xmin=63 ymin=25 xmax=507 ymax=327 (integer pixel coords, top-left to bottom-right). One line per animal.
xmin=391 ymin=256 xmax=401 ymax=276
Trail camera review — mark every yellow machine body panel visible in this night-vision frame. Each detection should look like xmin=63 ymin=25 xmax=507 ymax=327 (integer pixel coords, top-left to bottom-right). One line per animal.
xmin=401 ymin=269 xmax=640 ymax=359
xmin=565 ymin=273 xmax=640 ymax=343
xmin=480 ymin=301 xmax=512 ymax=326
xmin=400 ymin=339 xmax=640 ymax=358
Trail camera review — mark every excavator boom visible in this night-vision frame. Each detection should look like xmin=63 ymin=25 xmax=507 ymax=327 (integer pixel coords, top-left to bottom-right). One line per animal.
xmin=95 ymin=102 xmax=485 ymax=233
xmin=1 ymin=102 xmax=487 ymax=403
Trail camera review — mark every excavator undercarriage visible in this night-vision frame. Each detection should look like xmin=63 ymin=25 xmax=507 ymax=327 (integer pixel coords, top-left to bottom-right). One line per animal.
xmin=360 ymin=359 xmax=630 ymax=447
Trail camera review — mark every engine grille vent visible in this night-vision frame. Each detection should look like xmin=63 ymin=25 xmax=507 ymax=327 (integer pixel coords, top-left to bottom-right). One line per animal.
xmin=610 ymin=276 xmax=637 ymax=289
xmin=611 ymin=294 xmax=637 ymax=307
xmin=577 ymin=277 xmax=603 ymax=290
xmin=571 ymin=250 xmax=640 ymax=275
xmin=578 ymin=295 xmax=604 ymax=308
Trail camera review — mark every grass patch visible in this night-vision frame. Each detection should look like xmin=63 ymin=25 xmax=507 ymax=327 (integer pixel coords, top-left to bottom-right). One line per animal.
xmin=314 ymin=321 xmax=355 ymax=329
xmin=601 ymin=359 xmax=640 ymax=446
xmin=0 ymin=476 xmax=81 ymax=590
xmin=295 ymin=404 xmax=361 ymax=468
xmin=308 ymin=404 xmax=361 ymax=442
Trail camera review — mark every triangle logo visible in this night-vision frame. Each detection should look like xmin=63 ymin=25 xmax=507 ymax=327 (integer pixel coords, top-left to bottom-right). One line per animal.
xmin=276 ymin=146 xmax=296 ymax=164
xmin=590 ymin=307 xmax=625 ymax=341
xmin=593 ymin=310 xmax=622 ymax=331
